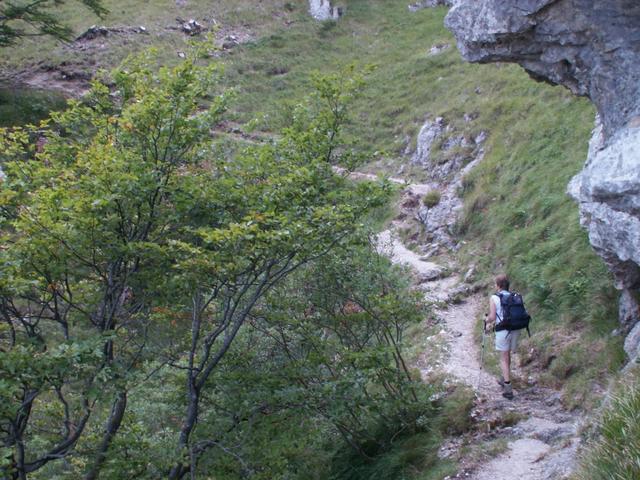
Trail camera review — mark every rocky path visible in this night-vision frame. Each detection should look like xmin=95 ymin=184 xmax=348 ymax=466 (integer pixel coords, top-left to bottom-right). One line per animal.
xmin=376 ymin=188 xmax=582 ymax=480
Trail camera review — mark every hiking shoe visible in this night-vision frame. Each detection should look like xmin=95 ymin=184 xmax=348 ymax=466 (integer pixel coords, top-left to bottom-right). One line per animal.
xmin=502 ymin=382 xmax=514 ymax=400
xmin=497 ymin=376 xmax=505 ymax=387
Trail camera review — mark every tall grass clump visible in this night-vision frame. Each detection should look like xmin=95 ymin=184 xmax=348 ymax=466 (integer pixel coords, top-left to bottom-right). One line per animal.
xmin=329 ymin=385 xmax=472 ymax=480
xmin=574 ymin=374 xmax=640 ymax=480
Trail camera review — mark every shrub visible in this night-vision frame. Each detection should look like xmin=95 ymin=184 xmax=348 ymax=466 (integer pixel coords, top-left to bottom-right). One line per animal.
xmin=422 ymin=189 xmax=441 ymax=208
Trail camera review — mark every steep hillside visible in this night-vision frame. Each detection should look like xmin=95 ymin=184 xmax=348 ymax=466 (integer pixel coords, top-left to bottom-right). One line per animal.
xmin=214 ymin=0 xmax=623 ymax=406
xmin=1 ymin=1 xmax=631 ymax=478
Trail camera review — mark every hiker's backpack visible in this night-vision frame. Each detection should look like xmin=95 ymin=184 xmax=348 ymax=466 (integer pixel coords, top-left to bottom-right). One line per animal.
xmin=495 ymin=292 xmax=531 ymax=336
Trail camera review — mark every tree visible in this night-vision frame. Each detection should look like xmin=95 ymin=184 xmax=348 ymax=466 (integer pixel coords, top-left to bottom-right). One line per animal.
xmin=0 ymin=50 xmax=392 ymax=479
xmin=164 ymin=67 xmax=390 ymax=480
xmin=182 ymin=242 xmax=432 ymax=478
xmin=0 ymin=49 xmax=227 ymax=478
xmin=0 ymin=0 xmax=107 ymax=47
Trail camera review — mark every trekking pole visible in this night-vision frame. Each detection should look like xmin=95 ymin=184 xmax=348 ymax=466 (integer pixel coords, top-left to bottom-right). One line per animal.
xmin=477 ymin=317 xmax=487 ymax=391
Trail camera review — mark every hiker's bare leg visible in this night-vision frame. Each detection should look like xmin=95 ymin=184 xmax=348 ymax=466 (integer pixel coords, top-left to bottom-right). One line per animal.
xmin=500 ymin=351 xmax=511 ymax=382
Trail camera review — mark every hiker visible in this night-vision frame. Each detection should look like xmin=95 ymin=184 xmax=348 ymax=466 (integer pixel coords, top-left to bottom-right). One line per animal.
xmin=485 ymin=274 xmax=518 ymax=399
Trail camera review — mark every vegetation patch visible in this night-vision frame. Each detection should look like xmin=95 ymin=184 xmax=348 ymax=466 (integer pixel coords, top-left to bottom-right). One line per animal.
xmin=0 ymin=87 xmax=67 ymax=127
xmin=423 ymin=189 xmax=442 ymax=208
xmin=573 ymin=369 xmax=640 ymax=480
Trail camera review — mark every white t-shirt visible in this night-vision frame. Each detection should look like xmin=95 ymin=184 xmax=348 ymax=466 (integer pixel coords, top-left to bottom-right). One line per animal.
xmin=492 ymin=290 xmax=510 ymax=325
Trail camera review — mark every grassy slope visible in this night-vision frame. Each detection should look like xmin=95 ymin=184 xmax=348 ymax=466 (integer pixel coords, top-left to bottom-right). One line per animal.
xmin=0 ymin=0 xmax=298 ymax=73
xmin=2 ymin=0 xmax=628 ymax=476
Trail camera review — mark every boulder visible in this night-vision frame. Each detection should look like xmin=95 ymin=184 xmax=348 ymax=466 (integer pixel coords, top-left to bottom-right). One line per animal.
xmin=76 ymin=25 xmax=110 ymax=41
xmin=181 ymin=19 xmax=205 ymax=36
xmin=308 ymin=0 xmax=344 ymax=21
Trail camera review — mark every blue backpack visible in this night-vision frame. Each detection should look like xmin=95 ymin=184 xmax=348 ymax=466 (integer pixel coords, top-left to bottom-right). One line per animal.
xmin=495 ymin=292 xmax=531 ymax=336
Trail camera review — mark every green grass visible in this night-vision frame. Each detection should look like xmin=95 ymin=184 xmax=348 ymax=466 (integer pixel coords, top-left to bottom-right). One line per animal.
xmin=573 ymin=368 xmax=640 ymax=480
xmin=329 ymin=431 xmax=455 ymax=480
xmin=423 ymin=189 xmax=441 ymax=208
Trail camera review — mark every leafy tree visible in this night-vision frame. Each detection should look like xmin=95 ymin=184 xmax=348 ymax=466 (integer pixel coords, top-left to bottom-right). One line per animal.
xmin=163 ymin=67 xmax=391 ymax=480
xmin=0 ymin=49 xmax=227 ymax=478
xmin=182 ymin=242 xmax=433 ymax=479
xmin=0 ymin=0 xmax=106 ymax=46
xmin=0 ymin=49 xmax=399 ymax=479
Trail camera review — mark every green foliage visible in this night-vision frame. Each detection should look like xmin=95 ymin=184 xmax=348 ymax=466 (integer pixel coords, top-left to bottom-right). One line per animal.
xmin=0 ymin=48 xmax=419 ymax=479
xmin=0 ymin=48 xmax=229 ymax=479
xmin=178 ymin=242 xmax=438 ymax=479
xmin=0 ymin=88 xmax=67 ymax=128
xmin=327 ymin=383 xmax=470 ymax=480
xmin=574 ymin=371 xmax=640 ymax=480
xmin=0 ymin=0 xmax=107 ymax=46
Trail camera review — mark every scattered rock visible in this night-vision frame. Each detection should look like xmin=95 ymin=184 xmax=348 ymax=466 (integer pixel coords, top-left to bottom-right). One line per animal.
xmin=428 ymin=43 xmax=451 ymax=56
xmin=402 ymin=192 xmax=421 ymax=209
xmin=419 ymin=245 xmax=440 ymax=259
xmin=447 ymin=283 xmax=471 ymax=302
xmin=418 ymin=266 xmax=446 ymax=282
xmin=222 ymin=34 xmax=239 ymax=49
xmin=408 ymin=0 xmax=453 ymax=12
xmin=463 ymin=265 xmax=476 ymax=283
xmin=76 ymin=25 xmax=109 ymax=41
xmin=474 ymin=130 xmax=487 ymax=145
xmin=75 ymin=25 xmax=148 ymax=42
xmin=179 ymin=18 xmax=206 ymax=36
xmin=463 ymin=112 xmax=478 ymax=123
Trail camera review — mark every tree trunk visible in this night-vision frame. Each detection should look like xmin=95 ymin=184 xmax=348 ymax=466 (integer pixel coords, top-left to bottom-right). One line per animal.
xmin=84 ymin=390 xmax=128 ymax=480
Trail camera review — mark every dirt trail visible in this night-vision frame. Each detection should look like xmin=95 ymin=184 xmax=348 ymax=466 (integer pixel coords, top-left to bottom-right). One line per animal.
xmin=377 ymin=188 xmax=582 ymax=480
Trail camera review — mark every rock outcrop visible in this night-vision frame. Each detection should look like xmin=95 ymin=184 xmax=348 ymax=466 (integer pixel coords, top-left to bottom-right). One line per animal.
xmin=444 ymin=0 xmax=640 ymax=359
xmin=408 ymin=116 xmax=486 ymax=253
xmin=308 ymin=0 xmax=343 ymax=21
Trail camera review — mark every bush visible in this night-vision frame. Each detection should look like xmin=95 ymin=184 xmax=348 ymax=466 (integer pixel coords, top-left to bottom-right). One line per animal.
xmin=422 ymin=189 xmax=441 ymax=208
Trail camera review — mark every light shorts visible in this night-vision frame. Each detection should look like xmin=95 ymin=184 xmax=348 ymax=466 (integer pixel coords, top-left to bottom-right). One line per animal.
xmin=495 ymin=329 xmax=520 ymax=352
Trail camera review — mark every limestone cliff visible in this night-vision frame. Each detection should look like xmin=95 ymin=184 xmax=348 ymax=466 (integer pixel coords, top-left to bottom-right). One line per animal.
xmin=444 ymin=0 xmax=640 ymax=360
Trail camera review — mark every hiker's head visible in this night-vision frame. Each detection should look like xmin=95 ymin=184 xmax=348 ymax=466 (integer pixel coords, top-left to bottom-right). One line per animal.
xmin=495 ymin=274 xmax=509 ymax=291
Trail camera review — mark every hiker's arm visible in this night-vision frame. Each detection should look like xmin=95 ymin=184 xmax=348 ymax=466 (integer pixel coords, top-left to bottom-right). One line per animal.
xmin=486 ymin=297 xmax=497 ymax=330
